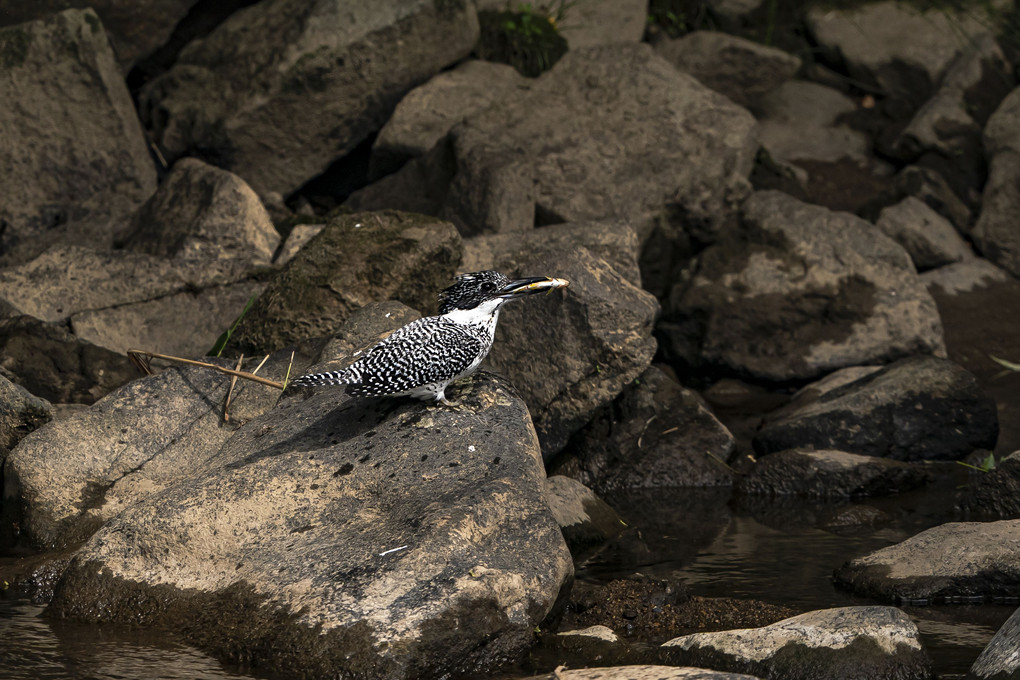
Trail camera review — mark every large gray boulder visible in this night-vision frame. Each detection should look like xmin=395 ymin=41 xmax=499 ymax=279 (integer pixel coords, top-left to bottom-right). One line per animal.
xmin=806 ymin=1 xmax=1002 ymax=112
xmin=0 ymin=0 xmax=200 ymax=69
xmin=969 ymin=606 xmax=1020 ymax=680
xmin=661 ymin=606 xmax=933 ymax=680
xmin=833 ymin=520 xmax=1020 ymax=604
xmin=483 ymin=246 xmax=659 ymax=457
xmin=47 ymin=368 xmax=571 ymax=679
xmin=0 ymin=9 xmax=157 ymax=266
xmin=438 ymin=43 xmax=757 ymax=237
xmin=227 ymin=210 xmax=462 ymax=354
xmin=119 ymin=158 xmax=280 ymax=264
xmin=876 ymin=197 xmax=973 ymax=272
xmin=369 ymin=60 xmax=526 ymax=180
xmin=139 ymin=0 xmax=479 ymax=196
xmin=2 ymin=354 xmax=286 ymax=550
xmin=753 ymin=356 xmax=998 ymax=461
xmin=736 ymin=449 xmax=931 ymax=498
xmin=662 ymin=191 xmax=946 ymax=382
xmin=973 ymin=86 xmax=1020 ymax=277
xmin=655 ymin=31 xmax=801 ymax=109
xmin=552 ymin=366 xmax=735 ymax=493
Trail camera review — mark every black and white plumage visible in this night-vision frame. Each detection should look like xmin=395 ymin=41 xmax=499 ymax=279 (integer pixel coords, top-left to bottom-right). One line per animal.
xmin=290 ymin=271 xmax=568 ymax=404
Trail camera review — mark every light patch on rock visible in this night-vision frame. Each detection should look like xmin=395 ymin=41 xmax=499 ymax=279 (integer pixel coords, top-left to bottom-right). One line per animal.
xmin=559 ymin=625 xmax=619 ymax=642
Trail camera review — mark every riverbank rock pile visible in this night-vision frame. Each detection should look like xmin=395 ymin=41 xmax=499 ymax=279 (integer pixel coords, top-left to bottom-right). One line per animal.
xmin=2 ymin=1 xmax=1019 ymax=678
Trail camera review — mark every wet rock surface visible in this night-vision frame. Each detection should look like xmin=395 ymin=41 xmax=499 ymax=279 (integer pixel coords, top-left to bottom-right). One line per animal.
xmin=48 ymin=369 xmax=571 ymax=679
xmin=754 ymin=355 xmax=998 ymax=461
xmin=660 ymin=606 xmax=933 ymax=680
xmin=968 ymin=605 xmax=1020 ymax=680
xmin=737 ymin=449 xmax=932 ymax=499
xmin=833 ymin=520 xmax=1020 ymax=604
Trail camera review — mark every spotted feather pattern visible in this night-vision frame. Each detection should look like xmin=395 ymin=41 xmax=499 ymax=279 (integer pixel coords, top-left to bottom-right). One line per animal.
xmin=292 ymin=316 xmax=488 ymax=399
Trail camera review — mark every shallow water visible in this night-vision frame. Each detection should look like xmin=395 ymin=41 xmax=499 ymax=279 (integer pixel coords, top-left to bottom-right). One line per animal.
xmin=1 ymin=468 xmax=1013 ymax=679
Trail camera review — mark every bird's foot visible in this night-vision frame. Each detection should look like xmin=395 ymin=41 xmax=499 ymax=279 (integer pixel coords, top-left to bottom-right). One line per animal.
xmin=435 ymin=396 xmax=463 ymax=408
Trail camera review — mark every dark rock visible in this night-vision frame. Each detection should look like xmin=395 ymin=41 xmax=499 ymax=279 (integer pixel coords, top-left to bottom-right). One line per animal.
xmin=119 ymin=158 xmax=280 ymax=263
xmin=544 ymin=475 xmax=625 ymax=564
xmin=0 ymin=0 xmax=200 ymax=69
xmin=552 ymin=367 xmax=735 ymax=493
xmin=139 ymin=0 xmax=480 ymax=196
xmin=484 ymin=246 xmax=658 ymax=456
xmin=227 ymin=210 xmax=462 ymax=354
xmin=436 ymin=43 xmax=757 ymax=237
xmin=876 ymin=197 xmax=973 ymax=272
xmin=3 ymin=351 xmax=286 ymax=550
xmin=0 ymin=9 xmax=157 ymax=266
xmin=531 ymin=665 xmax=762 ymax=680
xmin=833 ymin=520 xmax=1020 ymax=604
xmin=819 ymin=504 xmax=893 ymax=535
xmin=47 ymin=370 xmax=571 ymax=679
xmin=0 ymin=374 xmax=51 ymax=451
xmin=958 ymin=451 xmax=1020 ymax=518
xmin=0 ymin=316 xmax=138 ymax=404
xmin=662 ymin=191 xmax=945 ymax=382
xmin=655 ymin=31 xmax=801 ymax=109
xmin=895 ymin=34 xmax=1014 ymax=201
xmin=369 ymin=59 xmax=526 ymax=180
xmin=894 ymin=165 xmax=973 ymax=233
xmin=806 ymin=2 xmax=1000 ymax=113
xmin=968 ymin=606 xmax=1020 ymax=680
xmin=463 ymin=220 xmax=643 ymax=288
xmin=753 ymin=355 xmax=998 ymax=461
xmin=973 ymin=87 xmax=1020 ymax=277
xmin=736 ymin=449 xmax=931 ymax=498
xmin=661 ymin=606 xmax=933 ymax=680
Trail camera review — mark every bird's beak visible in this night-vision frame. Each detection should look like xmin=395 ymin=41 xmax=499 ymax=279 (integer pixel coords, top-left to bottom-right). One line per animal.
xmin=498 ymin=276 xmax=569 ymax=299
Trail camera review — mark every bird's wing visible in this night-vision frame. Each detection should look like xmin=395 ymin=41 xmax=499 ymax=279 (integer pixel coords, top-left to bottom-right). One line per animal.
xmin=347 ymin=317 xmax=485 ymax=396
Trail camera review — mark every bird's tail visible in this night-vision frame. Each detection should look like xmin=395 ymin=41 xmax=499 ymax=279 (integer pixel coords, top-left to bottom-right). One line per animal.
xmin=289 ymin=369 xmax=352 ymax=389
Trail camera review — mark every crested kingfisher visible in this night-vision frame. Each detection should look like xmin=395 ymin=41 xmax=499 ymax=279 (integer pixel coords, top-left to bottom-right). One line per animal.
xmin=289 ymin=271 xmax=569 ymax=405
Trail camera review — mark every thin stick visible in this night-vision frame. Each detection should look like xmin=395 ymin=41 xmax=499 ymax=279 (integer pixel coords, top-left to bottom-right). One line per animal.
xmin=127 ymin=349 xmax=285 ymax=390
xmin=223 ymin=353 xmax=244 ymax=422
xmin=283 ymin=351 xmax=295 ymax=389
xmin=251 ymin=354 xmax=271 ymax=375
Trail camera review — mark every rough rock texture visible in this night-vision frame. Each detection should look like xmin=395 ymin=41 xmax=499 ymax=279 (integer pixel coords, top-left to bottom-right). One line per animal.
xmin=661 ymin=606 xmax=932 ymax=680
xmin=0 ymin=315 xmax=138 ymax=404
xmin=119 ymin=158 xmax=280 ymax=264
xmin=484 ymin=245 xmax=659 ymax=457
xmin=753 ymin=355 xmax=999 ymax=461
xmin=806 ymin=1 xmax=1001 ymax=111
xmin=0 ymin=374 xmax=52 ymax=451
xmin=438 ymin=43 xmax=757 ymax=236
xmin=973 ymin=87 xmax=1020 ymax=277
xmin=895 ymin=33 xmax=1014 ymax=198
xmin=273 ymin=222 xmax=325 ymax=266
xmin=968 ymin=605 xmax=1020 ymax=680
xmin=544 ymin=475 xmax=625 ymax=562
xmin=756 ymin=81 xmax=871 ymax=166
xmin=538 ymin=0 xmax=647 ymax=49
xmin=139 ymin=0 xmax=480 ymax=196
xmin=2 ymin=354 xmax=287 ymax=550
xmin=48 ymin=370 xmax=571 ymax=680
xmin=0 ymin=9 xmax=157 ymax=266
xmin=655 ymin=31 xmax=801 ymax=109
xmin=369 ymin=60 xmax=526 ymax=180
xmin=462 ymin=220 xmax=642 ymax=288
xmin=227 ymin=210 xmax=462 ymax=354
xmin=833 ymin=521 xmax=1020 ymax=604
xmin=552 ymin=367 xmax=735 ymax=493
xmin=736 ymin=449 xmax=931 ymax=498
xmin=71 ymin=279 xmax=266 ymax=357
xmin=895 ymin=164 xmax=974 ymax=232
xmin=921 ymin=258 xmax=1010 ymax=296
xmin=662 ymin=191 xmax=946 ymax=382
xmin=535 ymin=665 xmax=761 ymax=680
xmin=958 ymin=451 xmax=1020 ymax=518
xmin=0 ymin=0 xmax=200 ymax=69
xmin=876 ymin=197 xmax=973 ymax=272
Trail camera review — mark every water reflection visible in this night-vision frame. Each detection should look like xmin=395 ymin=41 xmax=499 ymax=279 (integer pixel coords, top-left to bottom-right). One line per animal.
xmin=0 ymin=599 xmax=264 ymax=680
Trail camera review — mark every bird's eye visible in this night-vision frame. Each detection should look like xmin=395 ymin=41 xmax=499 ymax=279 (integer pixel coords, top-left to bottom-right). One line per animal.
xmin=481 ymin=282 xmax=496 ymax=292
